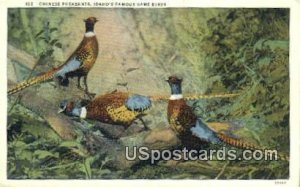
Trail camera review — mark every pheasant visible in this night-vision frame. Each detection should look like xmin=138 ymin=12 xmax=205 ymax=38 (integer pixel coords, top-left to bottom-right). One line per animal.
xmin=8 ymin=17 xmax=99 ymax=95
xmin=58 ymin=91 xmax=151 ymax=130
xmin=166 ymin=76 xmax=290 ymax=161
xmin=166 ymin=75 xmax=259 ymax=150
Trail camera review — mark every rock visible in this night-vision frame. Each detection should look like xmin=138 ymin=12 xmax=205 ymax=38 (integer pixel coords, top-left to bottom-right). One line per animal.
xmin=144 ymin=127 xmax=180 ymax=149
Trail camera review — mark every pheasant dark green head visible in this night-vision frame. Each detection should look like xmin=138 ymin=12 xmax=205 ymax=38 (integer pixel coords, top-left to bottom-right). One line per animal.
xmin=84 ymin=17 xmax=98 ymax=32
xmin=58 ymin=100 xmax=72 ymax=114
xmin=166 ymin=75 xmax=183 ymax=84
xmin=166 ymin=75 xmax=183 ymax=96
xmin=58 ymin=100 xmax=83 ymax=117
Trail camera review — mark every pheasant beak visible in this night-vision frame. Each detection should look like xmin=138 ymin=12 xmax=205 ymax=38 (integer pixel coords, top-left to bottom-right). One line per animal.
xmin=58 ymin=105 xmax=67 ymax=113
xmin=57 ymin=108 xmax=64 ymax=113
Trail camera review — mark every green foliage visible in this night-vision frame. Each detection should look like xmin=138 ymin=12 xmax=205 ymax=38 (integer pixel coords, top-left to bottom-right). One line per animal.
xmin=7 ymin=103 xmax=112 ymax=179
xmin=34 ymin=21 xmax=62 ymax=67
xmin=8 ymin=9 xmax=65 ymax=125
xmin=8 ymin=9 xmax=64 ymax=72
xmin=121 ymin=157 xmax=288 ymax=179
xmin=199 ymin=9 xmax=289 ymax=150
xmin=128 ymin=9 xmax=221 ymax=92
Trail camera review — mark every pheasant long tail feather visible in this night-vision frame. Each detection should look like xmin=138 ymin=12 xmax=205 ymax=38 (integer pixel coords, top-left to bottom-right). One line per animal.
xmin=8 ymin=68 xmax=59 ymax=95
xmin=217 ymin=133 xmax=261 ymax=150
xmin=218 ymin=133 xmax=290 ymax=161
xmin=149 ymin=94 xmax=169 ymax=101
xmin=184 ymin=93 xmax=240 ymax=100
xmin=150 ymin=93 xmax=240 ymax=101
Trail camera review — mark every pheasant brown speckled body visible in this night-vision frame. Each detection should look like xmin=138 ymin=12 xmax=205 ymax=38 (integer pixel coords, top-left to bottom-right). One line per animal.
xmin=8 ymin=17 xmax=99 ymax=95
xmin=62 ymin=33 xmax=98 ymax=79
xmin=168 ymin=98 xmax=206 ymax=148
xmin=86 ymin=92 xmax=142 ymax=126
xmin=167 ymin=99 xmax=197 ymax=135
xmin=59 ymin=91 xmax=151 ymax=128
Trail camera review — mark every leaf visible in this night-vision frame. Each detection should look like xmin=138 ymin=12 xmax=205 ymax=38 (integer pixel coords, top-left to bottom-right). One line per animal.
xmin=50 ymin=39 xmax=58 ymax=45
xmin=46 ymin=49 xmax=54 ymax=56
xmin=35 ymin=30 xmax=44 ymax=38
xmin=36 ymin=36 xmax=48 ymax=42
xmin=98 ymin=169 xmax=111 ymax=175
xmin=14 ymin=140 xmax=27 ymax=149
xmin=50 ymin=27 xmax=58 ymax=33
xmin=17 ymin=150 xmax=33 ymax=160
xmin=59 ymin=141 xmax=81 ymax=148
xmin=84 ymin=157 xmax=93 ymax=179
xmin=29 ymin=170 xmax=43 ymax=178
xmin=33 ymin=150 xmax=59 ymax=159
xmin=55 ymin=42 xmax=62 ymax=48
xmin=8 ymin=164 xmax=16 ymax=175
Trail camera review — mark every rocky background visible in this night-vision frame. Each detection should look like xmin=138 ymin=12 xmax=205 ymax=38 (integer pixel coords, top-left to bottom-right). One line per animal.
xmin=7 ymin=8 xmax=289 ymax=179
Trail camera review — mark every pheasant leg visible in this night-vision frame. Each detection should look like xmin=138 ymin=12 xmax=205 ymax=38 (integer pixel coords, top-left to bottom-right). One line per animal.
xmin=78 ymin=76 xmax=96 ymax=99
xmin=83 ymin=76 xmax=89 ymax=93
xmin=77 ymin=76 xmax=84 ymax=90
xmin=138 ymin=117 xmax=149 ymax=131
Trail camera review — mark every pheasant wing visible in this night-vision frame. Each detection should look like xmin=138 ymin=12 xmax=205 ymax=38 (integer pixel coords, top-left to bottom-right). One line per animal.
xmin=190 ymin=118 xmax=221 ymax=144
xmin=125 ymin=94 xmax=151 ymax=111
xmin=55 ymin=56 xmax=82 ymax=78
xmin=190 ymin=118 xmax=260 ymax=149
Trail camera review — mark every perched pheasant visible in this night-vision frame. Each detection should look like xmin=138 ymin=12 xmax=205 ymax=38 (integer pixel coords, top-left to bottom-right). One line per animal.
xmin=8 ymin=17 xmax=99 ymax=95
xmin=166 ymin=75 xmax=258 ymax=150
xmin=58 ymin=91 xmax=151 ymax=129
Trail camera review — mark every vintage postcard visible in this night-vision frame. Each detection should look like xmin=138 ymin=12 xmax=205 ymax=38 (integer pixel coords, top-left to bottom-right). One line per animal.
xmin=1 ymin=0 xmax=300 ymax=187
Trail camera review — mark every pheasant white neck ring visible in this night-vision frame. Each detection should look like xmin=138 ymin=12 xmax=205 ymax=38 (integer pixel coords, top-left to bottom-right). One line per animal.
xmin=80 ymin=107 xmax=87 ymax=118
xmin=169 ymin=94 xmax=183 ymax=100
xmin=85 ymin=32 xmax=96 ymax=37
